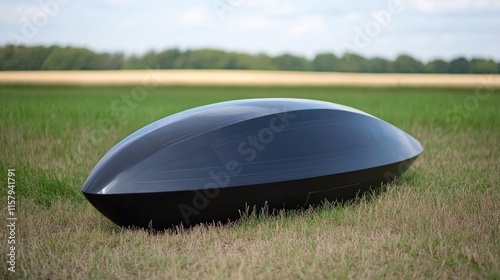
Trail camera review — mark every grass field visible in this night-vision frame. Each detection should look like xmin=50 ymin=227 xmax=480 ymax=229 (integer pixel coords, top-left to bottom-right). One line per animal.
xmin=0 ymin=84 xmax=499 ymax=279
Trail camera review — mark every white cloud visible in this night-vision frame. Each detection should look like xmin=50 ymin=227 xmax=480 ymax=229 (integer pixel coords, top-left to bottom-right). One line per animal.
xmin=0 ymin=3 xmax=44 ymax=25
xmin=0 ymin=0 xmax=499 ymax=61
xmin=411 ymin=0 xmax=500 ymax=13
xmin=288 ymin=16 xmax=328 ymax=36
xmin=236 ymin=18 xmax=270 ymax=31
xmin=178 ymin=6 xmax=211 ymax=27
xmin=241 ymin=0 xmax=301 ymax=16
xmin=102 ymin=0 xmax=135 ymax=7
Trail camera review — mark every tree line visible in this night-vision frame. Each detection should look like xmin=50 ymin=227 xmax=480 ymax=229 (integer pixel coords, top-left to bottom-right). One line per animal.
xmin=1 ymin=44 xmax=498 ymax=74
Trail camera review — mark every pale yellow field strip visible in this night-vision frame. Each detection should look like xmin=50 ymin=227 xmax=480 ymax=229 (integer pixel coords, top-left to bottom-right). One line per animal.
xmin=0 ymin=70 xmax=499 ymax=87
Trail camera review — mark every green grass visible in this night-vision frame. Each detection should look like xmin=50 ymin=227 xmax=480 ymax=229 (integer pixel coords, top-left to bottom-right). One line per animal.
xmin=1 ymin=84 xmax=499 ymax=279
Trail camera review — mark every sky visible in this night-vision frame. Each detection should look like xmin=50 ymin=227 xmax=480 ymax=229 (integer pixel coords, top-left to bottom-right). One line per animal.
xmin=1 ymin=0 xmax=499 ymax=62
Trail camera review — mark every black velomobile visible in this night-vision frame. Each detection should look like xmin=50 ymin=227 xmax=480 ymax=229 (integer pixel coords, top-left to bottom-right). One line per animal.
xmin=82 ymin=98 xmax=423 ymax=229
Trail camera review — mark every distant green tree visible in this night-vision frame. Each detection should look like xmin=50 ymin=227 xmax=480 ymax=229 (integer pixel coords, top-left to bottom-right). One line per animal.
xmin=225 ymin=52 xmax=273 ymax=70
xmin=448 ymin=57 xmax=470 ymax=73
xmin=469 ymin=58 xmax=497 ymax=74
xmin=93 ymin=52 xmax=124 ymax=70
xmin=272 ymin=53 xmax=312 ymax=71
xmin=1 ymin=44 xmax=499 ymax=73
xmin=252 ymin=53 xmax=277 ymax=70
xmin=42 ymin=47 xmax=99 ymax=70
xmin=123 ymin=54 xmax=142 ymax=69
xmin=123 ymin=49 xmax=170 ymax=69
xmin=156 ymin=49 xmax=181 ymax=69
xmin=368 ymin=57 xmax=392 ymax=73
xmin=136 ymin=50 xmax=160 ymax=69
xmin=337 ymin=53 xmax=369 ymax=72
xmin=312 ymin=53 xmax=338 ymax=72
xmin=393 ymin=54 xmax=425 ymax=73
xmin=0 ymin=45 xmax=53 ymax=70
xmin=0 ymin=45 xmax=17 ymax=70
xmin=173 ymin=49 xmax=233 ymax=69
xmin=425 ymin=59 xmax=449 ymax=73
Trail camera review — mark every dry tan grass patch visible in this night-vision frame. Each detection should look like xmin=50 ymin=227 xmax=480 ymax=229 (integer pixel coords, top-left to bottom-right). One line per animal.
xmin=1 ymin=85 xmax=498 ymax=279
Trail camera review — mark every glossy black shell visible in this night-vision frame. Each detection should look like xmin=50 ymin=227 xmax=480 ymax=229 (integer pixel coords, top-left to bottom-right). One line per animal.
xmin=82 ymin=98 xmax=423 ymax=229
